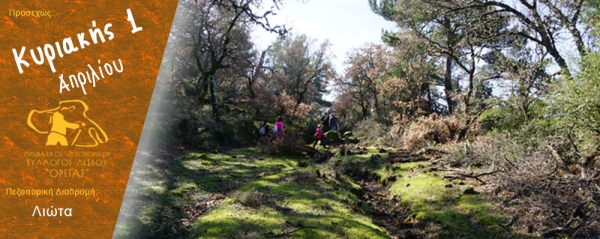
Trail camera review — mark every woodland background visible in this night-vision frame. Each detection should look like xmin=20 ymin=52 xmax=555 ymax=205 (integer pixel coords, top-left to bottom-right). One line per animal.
xmin=115 ymin=0 xmax=600 ymax=238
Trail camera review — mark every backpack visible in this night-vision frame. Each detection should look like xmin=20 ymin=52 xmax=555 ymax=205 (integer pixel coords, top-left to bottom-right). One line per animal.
xmin=323 ymin=116 xmax=330 ymax=128
xmin=273 ymin=124 xmax=278 ymax=133
xmin=259 ymin=125 xmax=266 ymax=135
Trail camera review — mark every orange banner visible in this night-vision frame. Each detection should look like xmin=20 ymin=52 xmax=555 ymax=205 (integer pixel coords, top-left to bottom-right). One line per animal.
xmin=0 ymin=1 xmax=178 ymax=238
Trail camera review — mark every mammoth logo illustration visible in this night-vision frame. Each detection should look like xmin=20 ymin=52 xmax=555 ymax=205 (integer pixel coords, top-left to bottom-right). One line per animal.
xmin=27 ymin=100 xmax=108 ymax=147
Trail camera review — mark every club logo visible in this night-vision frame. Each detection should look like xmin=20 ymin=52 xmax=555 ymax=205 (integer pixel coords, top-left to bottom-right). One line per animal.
xmin=27 ymin=100 xmax=108 ymax=147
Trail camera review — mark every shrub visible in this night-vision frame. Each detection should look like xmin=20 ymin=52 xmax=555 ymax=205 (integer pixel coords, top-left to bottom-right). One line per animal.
xmin=444 ymin=134 xmax=600 ymax=237
xmin=353 ymin=118 xmax=389 ymax=145
xmin=546 ymin=52 xmax=600 ymax=158
xmin=171 ymin=111 xmax=260 ymax=150
xmin=400 ymin=115 xmax=464 ymax=151
xmin=259 ymin=130 xmax=307 ymax=157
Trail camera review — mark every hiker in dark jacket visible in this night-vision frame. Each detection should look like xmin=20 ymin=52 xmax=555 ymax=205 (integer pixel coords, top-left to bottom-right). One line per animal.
xmin=258 ymin=120 xmax=269 ymax=141
xmin=329 ymin=113 xmax=343 ymax=140
xmin=321 ymin=113 xmax=330 ymax=132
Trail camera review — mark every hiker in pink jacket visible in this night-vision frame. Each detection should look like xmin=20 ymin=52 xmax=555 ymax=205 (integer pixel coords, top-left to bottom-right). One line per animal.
xmin=274 ymin=116 xmax=285 ymax=141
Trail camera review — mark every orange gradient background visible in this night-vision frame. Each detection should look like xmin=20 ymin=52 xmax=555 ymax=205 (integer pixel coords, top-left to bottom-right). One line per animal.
xmin=0 ymin=1 xmax=178 ymax=238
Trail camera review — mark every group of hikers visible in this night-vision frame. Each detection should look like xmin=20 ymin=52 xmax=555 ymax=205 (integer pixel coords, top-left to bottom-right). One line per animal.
xmin=258 ymin=112 xmax=342 ymax=149
xmin=258 ymin=116 xmax=286 ymax=142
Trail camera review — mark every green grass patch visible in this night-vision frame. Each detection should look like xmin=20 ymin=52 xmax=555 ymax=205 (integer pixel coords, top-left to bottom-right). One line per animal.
xmin=396 ymin=161 xmax=429 ymax=171
xmin=389 ymin=165 xmax=505 ymax=238
xmin=143 ymin=185 xmax=167 ymax=195
xmin=119 ymin=146 xmax=515 ymax=239
xmin=193 ymin=166 xmax=389 ymax=239
xmin=390 ymin=172 xmax=447 ymax=203
xmin=168 ymin=182 xmax=198 ymax=196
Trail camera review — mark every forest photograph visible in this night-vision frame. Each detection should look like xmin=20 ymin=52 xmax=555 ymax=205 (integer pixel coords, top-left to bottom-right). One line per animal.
xmin=113 ymin=0 xmax=600 ymax=238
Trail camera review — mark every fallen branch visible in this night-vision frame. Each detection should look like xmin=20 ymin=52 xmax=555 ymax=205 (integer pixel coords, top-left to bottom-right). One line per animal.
xmin=272 ymin=227 xmax=302 ymax=238
xmin=448 ymin=170 xmax=503 ymax=185
xmin=271 ymin=225 xmax=320 ymax=238
xmin=388 ymin=152 xmax=428 ymax=163
xmin=415 ymin=147 xmax=449 ymax=155
xmin=541 ymin=201 xmax=589 ymax=238
xmin=497 ymin=215 xmax=516 ymax=233
xmin=443 ymin=175 xmax=461 ymax=180
xmin=567 ymin=123 xmax=581 ymax=156
xmin=472 ymin=170 xmax=503 ymax=178
xmin=546 ymin=165 xmax=559 ymax=177
xmin=457 ymin=173 xmax=487 ymax=184
xmin=542 ymin=226 xmax=575 ymax=238
xmin=545 ymin=144 xmax=565 ymax=167
xmin=435 ymin=168 xmax=463 ymax=173
xmin=503 ymin=154 xmax=516 ymax=168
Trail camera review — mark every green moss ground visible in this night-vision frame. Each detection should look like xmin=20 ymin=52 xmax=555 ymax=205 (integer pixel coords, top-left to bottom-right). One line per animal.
xmin=388 ymin=161 xmax=512 ymax=238
xmin=115 ymin=146 xmax=528 ymax=238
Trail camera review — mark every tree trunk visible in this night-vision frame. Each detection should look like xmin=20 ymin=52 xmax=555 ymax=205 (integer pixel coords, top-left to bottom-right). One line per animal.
xmin=444 ymin=55 xmax=453 ymax=114
xmin=537 ymin=0 xmax=586 ymax=57
xmin=427 ymin=86 xmax=433 ymax=113
xmin=373 ymin=89 xmax=381 ymax=121
xmin=210 ymin=75 xmax=219 ymax=120
xmin=464 ymin=71 xmax=475 ymax=113
xmin=248 ymin=81 xmax=255 ymax=99
xmin=546 ymin=42 xmax=571 ymax=77
xmin=443 ymin=18 xmax=454 ymax=114
xmin=361 ymin=102 xmax=369 ymax=120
